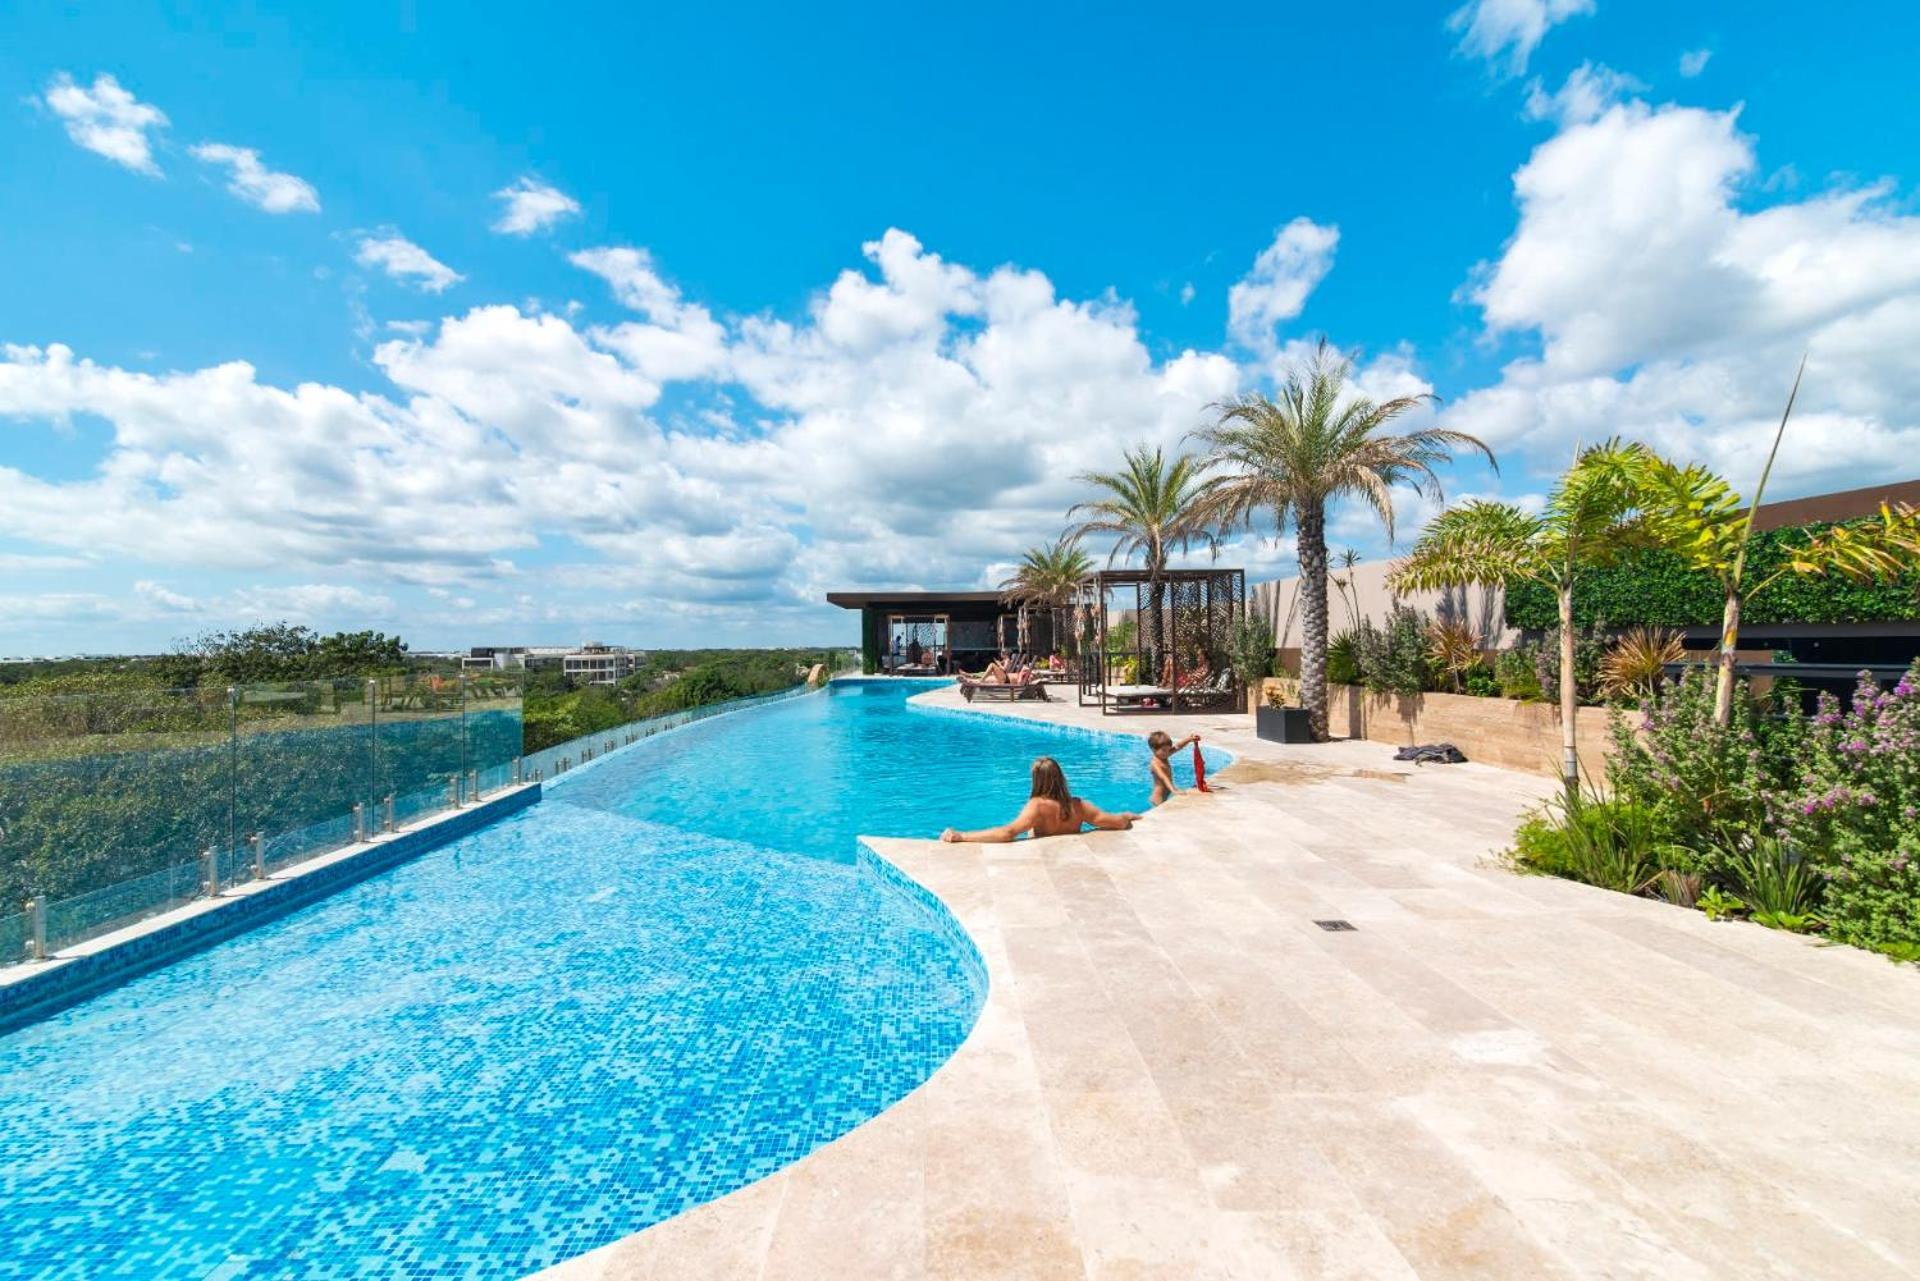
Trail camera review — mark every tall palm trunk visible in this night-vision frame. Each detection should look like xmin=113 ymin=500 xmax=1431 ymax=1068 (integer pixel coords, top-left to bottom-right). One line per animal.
xmin=1714 ymin=591 xmax=1740 ymax=726
xmin=1145 ymin=552 xmax=1166 ymax=684
xmin=1297 ymin=502 xmax=1330 ymax=740
xmin=1557 ymin=583 xmax=1578 ymax=792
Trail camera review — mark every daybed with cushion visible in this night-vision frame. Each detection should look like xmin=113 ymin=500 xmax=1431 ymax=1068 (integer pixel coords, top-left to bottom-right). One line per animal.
xmin=958 ymin=671 xmax=1049 ymax=702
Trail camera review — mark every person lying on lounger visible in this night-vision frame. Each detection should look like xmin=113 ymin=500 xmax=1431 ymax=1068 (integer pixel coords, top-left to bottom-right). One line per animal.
xmin=940 ymin=756 xmax=1137 ymax=842
xmin=1147 ymin=730 xmax=1201 ymax=805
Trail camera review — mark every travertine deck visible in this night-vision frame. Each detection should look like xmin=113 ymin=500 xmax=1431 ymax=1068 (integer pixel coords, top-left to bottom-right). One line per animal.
xmin=539 ymin=685 xmax=1920 ymax=1280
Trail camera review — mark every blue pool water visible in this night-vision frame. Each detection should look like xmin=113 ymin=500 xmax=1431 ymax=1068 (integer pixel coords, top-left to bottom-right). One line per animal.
xmin=0 ymin=680 xmax=1208 ymax=1280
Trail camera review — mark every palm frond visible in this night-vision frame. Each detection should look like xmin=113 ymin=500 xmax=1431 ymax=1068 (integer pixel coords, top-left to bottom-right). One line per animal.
xmin=1389 ymin=500 xmax=1546 ymax=592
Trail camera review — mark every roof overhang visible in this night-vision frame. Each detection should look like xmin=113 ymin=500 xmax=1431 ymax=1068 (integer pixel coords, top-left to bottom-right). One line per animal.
xmin=826 ymin=590 xmax=1008 ymax=610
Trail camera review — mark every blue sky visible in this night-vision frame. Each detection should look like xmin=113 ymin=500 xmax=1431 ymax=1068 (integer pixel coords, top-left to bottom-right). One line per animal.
xmin=3 ymin=1 xmax=1919 ymax=655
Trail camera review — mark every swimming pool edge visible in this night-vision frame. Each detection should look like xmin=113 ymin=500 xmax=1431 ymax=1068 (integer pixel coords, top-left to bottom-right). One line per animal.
xmin=0 ymin=784 xmax=542 ymax=1038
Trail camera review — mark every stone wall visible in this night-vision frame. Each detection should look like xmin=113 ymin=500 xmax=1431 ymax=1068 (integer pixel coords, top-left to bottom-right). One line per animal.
xmin=1262 ymin=678 xmax=1625 ymax=780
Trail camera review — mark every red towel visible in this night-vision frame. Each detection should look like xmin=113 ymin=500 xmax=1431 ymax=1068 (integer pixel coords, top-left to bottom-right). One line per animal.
xmin=1193 ymin=742 xmax=1210 ymax=793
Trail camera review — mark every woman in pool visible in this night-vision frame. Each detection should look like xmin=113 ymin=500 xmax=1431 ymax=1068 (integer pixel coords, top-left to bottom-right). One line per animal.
xmin=1146 ymin=730 xmax=1202 ymax=805
xmin=939 ymin=756 xmax=1137 ymax=843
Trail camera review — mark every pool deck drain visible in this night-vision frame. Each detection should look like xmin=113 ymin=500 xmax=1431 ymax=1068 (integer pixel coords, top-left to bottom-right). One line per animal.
xmin=538 ymin=685 xmax=1920 ymax=1280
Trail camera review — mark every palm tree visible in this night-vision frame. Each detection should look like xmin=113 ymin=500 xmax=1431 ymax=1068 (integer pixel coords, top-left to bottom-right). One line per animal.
xmin=1195 ymin=339 xmax=1494 ymax=741
xmin=1634 ymin=359 xmax=1920 ymax=725
xmin=999 ymin=536 xmax=1094 ymax=659
xmin=1065 ymin=446 xmax=1214 ymax=680
xmin=1390 ymin=441 xmax=1650 ymax=790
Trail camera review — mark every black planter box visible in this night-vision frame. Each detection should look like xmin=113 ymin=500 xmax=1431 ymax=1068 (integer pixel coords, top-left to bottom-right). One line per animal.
xmin=1255 ymin=705 xmax=1316 ymax=743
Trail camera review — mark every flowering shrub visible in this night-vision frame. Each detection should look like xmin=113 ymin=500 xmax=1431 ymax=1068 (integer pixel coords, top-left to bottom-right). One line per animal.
xmin=1352 ymin=605 xmax=1429 ymax=697
xmin=1785 ymin=665 xmax=1920 ymax=950
xmin=1605 ymin=668 xmax=1804 ymax=872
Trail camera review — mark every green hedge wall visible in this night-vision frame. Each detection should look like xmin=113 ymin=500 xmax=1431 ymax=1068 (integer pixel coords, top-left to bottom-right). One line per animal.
xmin=1505 ymin=522 xmax=1920 ymax=631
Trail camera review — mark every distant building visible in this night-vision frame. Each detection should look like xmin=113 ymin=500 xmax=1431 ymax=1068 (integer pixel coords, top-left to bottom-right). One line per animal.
xmin=563 ymin=643 xmax=642 ymax=686
xmin=462 ymin=646 xmax=529 ymax=671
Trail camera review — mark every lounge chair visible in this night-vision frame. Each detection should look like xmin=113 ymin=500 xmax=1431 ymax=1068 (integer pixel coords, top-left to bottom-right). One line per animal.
xmin=1175 ymin=668 xmax=1239 ymax=709
xmin=1100 ymin=683 xmax=1173 ymax=709
xmin=959 ymin=670 xmax=1050 ymax=702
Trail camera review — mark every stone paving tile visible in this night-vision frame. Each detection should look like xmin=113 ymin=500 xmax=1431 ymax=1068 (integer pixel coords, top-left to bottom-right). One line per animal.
xmin=537 ymin=687 xmax=1920 ymax=1281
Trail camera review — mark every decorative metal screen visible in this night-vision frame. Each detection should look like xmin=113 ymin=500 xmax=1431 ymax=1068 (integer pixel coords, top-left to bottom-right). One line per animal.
xmin=1078 ymin=568 xmax=1245 ymax=714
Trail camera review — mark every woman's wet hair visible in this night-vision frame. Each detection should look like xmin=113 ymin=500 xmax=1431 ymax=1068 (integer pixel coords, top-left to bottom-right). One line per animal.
xmin=1029 ymin=756 xmax=1074 ymax=816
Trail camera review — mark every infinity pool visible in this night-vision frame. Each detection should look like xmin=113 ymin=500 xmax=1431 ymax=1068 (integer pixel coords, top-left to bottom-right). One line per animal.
xmin=0 ymin=680 xmax=1202 ymax=1280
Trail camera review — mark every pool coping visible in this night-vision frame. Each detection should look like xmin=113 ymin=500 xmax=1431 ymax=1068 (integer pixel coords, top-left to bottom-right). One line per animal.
xmin=532 ymin=687 xmax=1920 ymax=1281
xmin=0 ymin=782 xmax=541 ymax=1036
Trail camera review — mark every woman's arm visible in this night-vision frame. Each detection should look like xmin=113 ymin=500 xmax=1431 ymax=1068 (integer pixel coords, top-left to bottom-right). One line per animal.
xmin=1076 ymin=799 xmax=1136 ymax=831
xmin=941 ymin=799 xmax=1040 ymax=844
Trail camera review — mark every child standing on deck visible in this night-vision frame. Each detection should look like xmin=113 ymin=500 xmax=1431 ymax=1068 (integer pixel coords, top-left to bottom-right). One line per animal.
xmin=1146 ymin=730 xmax=1201 ymax=806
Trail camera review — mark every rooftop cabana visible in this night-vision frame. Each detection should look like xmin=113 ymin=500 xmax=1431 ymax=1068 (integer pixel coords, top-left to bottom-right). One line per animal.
xmin=826 ymin=590 xmax=1062 ymax=675
xmin=1078 ymin=567 xmax=1244 ymax=714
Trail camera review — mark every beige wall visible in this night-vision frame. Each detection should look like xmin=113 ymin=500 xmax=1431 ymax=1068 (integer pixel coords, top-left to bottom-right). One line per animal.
xmin=1262 ymin=677 xmax=1621 ymax=781
xmin=1251 ymin=556 xmax=1518 ymax=659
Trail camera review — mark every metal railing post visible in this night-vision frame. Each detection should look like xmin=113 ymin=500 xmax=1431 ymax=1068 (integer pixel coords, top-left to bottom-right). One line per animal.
xmin=383 ymin=793 xmax=396 ymax=833
xmin=512 ymin=756 xmax=523 ymax=785
xmin=27 ymin=894 xmax=47 ymax=961
xmin=352 ymin=801 xmax=366 ymax=843
xmin=202 ymin=846 xmax=220 ymax=897
xmin=448 ymin=776 xmax=461 ymax=809
xmin=250 ymin=832 xmax=266 ymax=880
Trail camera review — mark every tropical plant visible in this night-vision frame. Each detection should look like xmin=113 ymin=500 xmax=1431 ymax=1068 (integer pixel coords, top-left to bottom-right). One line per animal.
xmin=1352 ymin=604 xmax=1429 ymax=698
xmin=1392 ymin=440 xmax=1651 ymax=791
xmin=1425 ymin=616 xmax=1482 ymax=694
xmin=1331 ymin=547 xmax=1364 ymax=630
xmin=1633 ymin=360 xmax=1920 ymax=726
xmin=1066 ymin=446 xmax=1214 ymax=676
xmin=1597 ymin=626 xmax=1685 ymax=702
xmin=1326 ymin=630 xmax=1361 ymax=686
xmin=1653 ymin=868 xmax=1703 ymax=909
xmin=1494 ymin=645 xmax=1544 ymax=701
xmin=1193 ymin=339 xmax=1492 ymax=740
xmin=1225 ymin=606 xmax=1276 ymax=709
xmin=999 ymin=536 xmax=1094 ymax=658
xmin=1724 ymin=834 xmax=1825 ymax=929
xmin=1697 ymin=886 xmax=1746 ymax=921
xmin=1509 ymin=786 xmax=1661 ymax=895
xmin=1532 ymin=622 xmax=1609 ymax=705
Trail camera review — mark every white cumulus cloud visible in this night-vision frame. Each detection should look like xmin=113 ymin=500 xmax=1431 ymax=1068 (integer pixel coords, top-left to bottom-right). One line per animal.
xmin=1679 ymin=48 xmax=1712 ymax=78
xmin=354 ymin=233 xmax=464 ymax=293
xmin=1449 ymin=0 xmax=1594 ymax=74
xmin=0 ymin=230 xmax=1248 ymax=640
xmin=1447 ymin=90 xmax=1920 ymax=494
xmin=190 ymin=142 xmax=320 ymax=213
xmin=41 ymin=72 xmax=168 ymax=175
xmin=1523 ymin=63 xmax=1642 ymax=127
xmin=492 ymin=177 xmax=581 ymax=235
xmin=1227 ymin=218 xmax=1339 ymax=353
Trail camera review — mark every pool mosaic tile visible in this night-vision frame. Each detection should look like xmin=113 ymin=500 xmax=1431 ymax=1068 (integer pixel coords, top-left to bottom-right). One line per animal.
xmin=0 ymin=678 xmax=1183 ymax=1279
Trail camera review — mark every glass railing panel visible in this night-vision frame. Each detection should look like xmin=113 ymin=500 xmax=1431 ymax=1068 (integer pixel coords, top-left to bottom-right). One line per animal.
xmin=0 ymin=908 xmax=27 ymax=966
xmin=232 ymin=679 xmax=375 ymax=875
xmin=462 ymin=672 xmax=524 ymax=797
xmin=372 ymin=673 xmax=465 ymax=822
xmin=0 ymin=686 xmax=232 ymax=953
xmin=42 ymin=857 xmax=204 ymax=950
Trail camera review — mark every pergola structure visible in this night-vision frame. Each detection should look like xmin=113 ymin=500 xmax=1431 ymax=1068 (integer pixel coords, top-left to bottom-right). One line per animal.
xmin=1079 ymin=567 xmax=1245 ymax=714
xmin=826 ymin=590 xmax=1062 ymax=675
